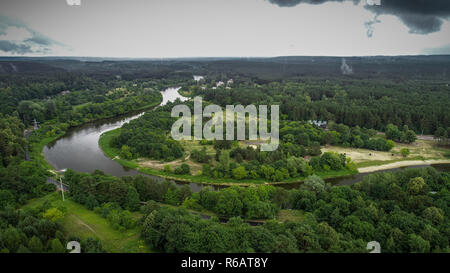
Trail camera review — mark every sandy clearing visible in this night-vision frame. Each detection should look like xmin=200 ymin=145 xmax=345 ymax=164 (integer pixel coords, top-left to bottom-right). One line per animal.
xmin=322 ymin=139 xmax=445 ymax=164
xmin=321 ymin=146 xmax=398 ymax=162
xmin=358 ymin=159 xmax=450 ymax=173
xmin=137 ymin=152 xmax=204 ymax=172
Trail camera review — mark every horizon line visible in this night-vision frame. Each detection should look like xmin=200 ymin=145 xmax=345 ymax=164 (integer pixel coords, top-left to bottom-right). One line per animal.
xmin=1 ymin=54 xmax=450 ymax=60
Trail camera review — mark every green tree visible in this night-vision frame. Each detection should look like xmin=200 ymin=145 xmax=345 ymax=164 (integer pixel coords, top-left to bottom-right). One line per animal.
xmin=422 ymin=207 xmax=444 ymax=225
xmin=232 ymin=166 xmax=248 ymax=180
xmin=28 ymin=236 xmax=44 ymax=253
xmin=163 ymin=164 xmax=172 ymax=173
xmin=49 ymin=238 xmax=66 ymax=253
xmin=120 ymin=145 xmax=133 ymax=160
xmin=407 ymin=177 xmax=426 ymax=195
xmin=125 ymin=186 xmax=140 ymax=211
xmin=302 ymin=175 xmax=326 ymax=193
xmin=43 ymin=208 xmax=64 ymax=222
xmin=216 ymin=188 xmax=243 ymax=217
xmin=408 ymin=234 xmax=430 ymax=253
xmin=405 ymin=130 xmax=417 ymax=143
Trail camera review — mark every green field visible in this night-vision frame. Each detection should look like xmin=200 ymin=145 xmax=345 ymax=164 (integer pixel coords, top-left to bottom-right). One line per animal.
xmin=22 ymin=193 xmax=152 ymax=253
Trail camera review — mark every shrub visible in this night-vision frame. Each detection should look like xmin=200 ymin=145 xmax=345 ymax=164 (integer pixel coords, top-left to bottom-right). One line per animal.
xmin=400 ymin=148 xmax=410 ymax=157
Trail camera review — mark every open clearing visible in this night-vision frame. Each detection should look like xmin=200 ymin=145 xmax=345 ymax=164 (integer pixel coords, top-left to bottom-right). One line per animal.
xmin=137 ymin=140 xmax=215 ymax=173
xmin=22 ymin=192 xmax=151 ymax=253
xmin=322 ymin=139 xmax=450 ymax=172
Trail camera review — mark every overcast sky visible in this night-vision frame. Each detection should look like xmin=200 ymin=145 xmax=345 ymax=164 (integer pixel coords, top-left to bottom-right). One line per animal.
xmin=1 ymin=0 xmax=450 ymax=57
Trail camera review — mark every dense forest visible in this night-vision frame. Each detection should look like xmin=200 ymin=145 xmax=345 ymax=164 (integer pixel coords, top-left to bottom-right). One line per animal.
xmin=64 ymin=167 xmax=450 ymax=253
xmin=110 ymin=110 xmax=184 ymax=161
xmin=0 ymin=57 xmax=449 ymax=253
xmin=186 ymin=79 xmax=448 ymax=135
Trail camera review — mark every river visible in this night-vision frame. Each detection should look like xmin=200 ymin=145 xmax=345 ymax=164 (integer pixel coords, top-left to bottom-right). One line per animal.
xmin=43 ymin=87 xmax=201 ymax=188
xmin=43 ymin=86 xmax=450 ymax=192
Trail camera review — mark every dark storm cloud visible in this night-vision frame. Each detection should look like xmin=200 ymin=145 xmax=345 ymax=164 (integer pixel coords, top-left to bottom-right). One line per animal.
xmin=268 ymin=0 xmax=450 ymax=35
xmin=0 ymin=40 xmax=31 ymax=54
xmin=0 ymin=16 xmax=57 ymax=54
xmin=364 ymin=0 xmax=450 ymax=34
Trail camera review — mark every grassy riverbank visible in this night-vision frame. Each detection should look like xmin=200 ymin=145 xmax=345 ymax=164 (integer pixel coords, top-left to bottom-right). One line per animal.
xmin=28 ymin=133 xmax=66 ymax=173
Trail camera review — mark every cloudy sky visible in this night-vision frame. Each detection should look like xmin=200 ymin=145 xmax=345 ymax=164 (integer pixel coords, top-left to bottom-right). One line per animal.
xmin=1 ymin=0 xmax=450 ymax=57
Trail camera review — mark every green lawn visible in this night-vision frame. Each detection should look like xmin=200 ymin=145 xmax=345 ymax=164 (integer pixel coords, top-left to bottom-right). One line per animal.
xmin=22 ymin=192 xmax=152 ymax=253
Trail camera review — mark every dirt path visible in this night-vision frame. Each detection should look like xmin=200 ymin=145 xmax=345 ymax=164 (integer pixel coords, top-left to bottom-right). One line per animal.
xmin=71 ymin=214 xmax=97 ymax=234
xmin=137 ymin=152 xmax=193 ymax=170
xmin=417 ymin=135 xmax=436 ymax=141
xmin=358 ymin=159 xmax=450 ymax=173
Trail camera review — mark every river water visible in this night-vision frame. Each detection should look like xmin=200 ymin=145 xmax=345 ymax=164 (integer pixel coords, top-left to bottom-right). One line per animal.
xmin=44 ymin=86 xmax=450 ymax=192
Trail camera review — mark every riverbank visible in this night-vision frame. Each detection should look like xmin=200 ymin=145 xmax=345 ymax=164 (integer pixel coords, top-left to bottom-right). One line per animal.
xmin=99 ymin=127 xmax=450 ymax=187
xmin=99 ymin=128 xmax=358 ymax=186
xmin=358 ymin=159 xmax=450 ymax=173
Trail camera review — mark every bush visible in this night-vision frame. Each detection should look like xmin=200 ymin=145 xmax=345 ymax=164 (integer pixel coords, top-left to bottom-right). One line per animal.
xmin=174 ymin=163 xmax=190 ymax=175
xmin=400 ymin=148 xmax=410 ymax=157
xmin=163 ymin=164 xmax=172 ymax=173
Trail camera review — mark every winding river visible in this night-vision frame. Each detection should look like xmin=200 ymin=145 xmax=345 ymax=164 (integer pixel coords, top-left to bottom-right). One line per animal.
xmin=43 ymin=86 xmax=450 ymax=192
xmin=43 ymin=87 xmax=206 ymax=192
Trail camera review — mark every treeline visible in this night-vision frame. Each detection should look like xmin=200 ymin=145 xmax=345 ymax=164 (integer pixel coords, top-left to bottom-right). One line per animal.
xmin=0 ymin=114 xmax=26 ymax=167
xmin=190 ymin=79 xmax=449 ymax=134
xmin=183 ymin=185 xmax=279 ymax=219
xmin=195 ymin=150 xmax=352 ymax=182
xmin=385 ymin=124 xmax=417 ymax=144
xmin=66 ymin=170 xmax=193 ymax=210
xmin=17 ymin=85 xmax=161 ymax=128
xmin=0 ymin=115 xmax=55 ymax=208
xmin=0 ymin=73 xmax=180 ymax=122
